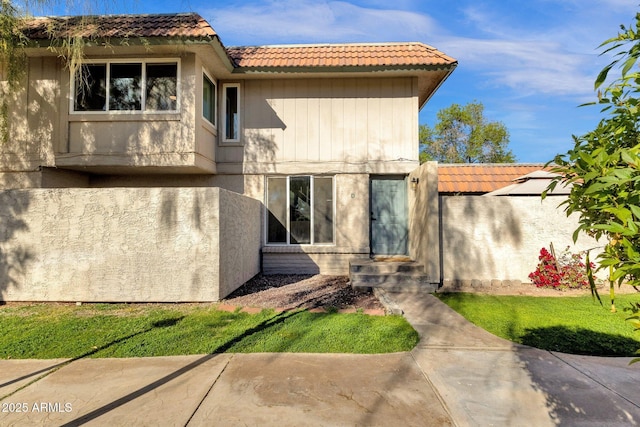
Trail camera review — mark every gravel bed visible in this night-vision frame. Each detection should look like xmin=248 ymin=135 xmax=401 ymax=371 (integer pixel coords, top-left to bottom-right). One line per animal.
xmin=223 ymin=274 xmax=384 ymax=311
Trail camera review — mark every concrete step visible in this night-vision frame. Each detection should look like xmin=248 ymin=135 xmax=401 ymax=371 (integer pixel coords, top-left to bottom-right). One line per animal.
xmin=349 ymin=259 xmax=425 ymax=274
xmin=352 ymin=282 xmax=437 ymax=293
xmin=349 ymin=259 xmax=436 ymax=293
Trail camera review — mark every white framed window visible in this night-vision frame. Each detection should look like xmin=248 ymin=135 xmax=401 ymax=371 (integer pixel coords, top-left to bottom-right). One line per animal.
xmin=266 ymin=175 xmax=335 ymax=245
xmin=71 ymin=59 xmax=180 ymax=113
xmin=202 ymin=71 xmax=217 ymax=126
xmin=222 ymin=83 xmax=240 ymax=142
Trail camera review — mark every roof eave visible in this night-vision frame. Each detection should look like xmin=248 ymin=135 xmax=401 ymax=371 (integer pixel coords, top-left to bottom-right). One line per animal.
xmin=22 ymin=34 xmax=236 ymax=72
xmin=419 ymin=61 xmax=457 ymax=110
xmin=229 ymin=63 xmax=455 ymax=75
xmin=24 ymin=34 xmax=215 ymax=49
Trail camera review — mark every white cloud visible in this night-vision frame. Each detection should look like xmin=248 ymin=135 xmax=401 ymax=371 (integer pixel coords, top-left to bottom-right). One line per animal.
xmin=204 ymin=0 xmax=438 ymax=44
xmin=429 ymin=2 xmax=634 ymax=101
xmin=438 ymin=37 xmax=597 ymax=98
xmin=203 ymin=0 xmax=631 ymax=103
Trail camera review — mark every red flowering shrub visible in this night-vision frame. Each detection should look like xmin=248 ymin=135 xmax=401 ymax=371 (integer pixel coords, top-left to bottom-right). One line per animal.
xmin=528 ymin=246 xmax=593 ymax=289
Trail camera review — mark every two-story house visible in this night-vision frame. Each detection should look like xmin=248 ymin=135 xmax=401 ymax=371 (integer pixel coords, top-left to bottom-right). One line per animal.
xmin=0 ymin=13 xmax=456 ymax=301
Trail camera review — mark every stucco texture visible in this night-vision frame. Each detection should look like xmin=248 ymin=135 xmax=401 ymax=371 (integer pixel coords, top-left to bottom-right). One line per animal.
xmin=408 ymin=162 xmax=439 ymax=283
xmin=0 ymin=187 xmax=260 ymax=302
xmin=440 ymin=196 xmax=600 ymax=284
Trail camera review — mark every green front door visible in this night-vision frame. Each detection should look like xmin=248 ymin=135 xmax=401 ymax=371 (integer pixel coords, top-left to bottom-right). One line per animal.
xmin=370 ymin=176 xmax=408 ymax=255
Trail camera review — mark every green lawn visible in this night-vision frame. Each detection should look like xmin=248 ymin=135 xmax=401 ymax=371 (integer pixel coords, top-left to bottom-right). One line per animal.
xmin=436 ymin=293 xmax=640 ymax=356
xmin=0 ymin=303 xmax=418 ymax=359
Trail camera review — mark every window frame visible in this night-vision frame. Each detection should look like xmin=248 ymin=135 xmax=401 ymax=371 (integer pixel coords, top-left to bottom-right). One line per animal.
xmin=265 ymin=175 xmax=336 ymax=246
xmin=202 ymin=70 xmax=217 ymax=127
xmin=221 ymin=82 xmax=241 ymax=144
xmin=70 ymin=58 xmax=181 ymax=115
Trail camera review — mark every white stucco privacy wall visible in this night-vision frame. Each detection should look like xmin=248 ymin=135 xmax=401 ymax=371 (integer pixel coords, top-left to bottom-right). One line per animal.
xmin=440 ymin=196 xmax=602 ymax=285
xmin=0 ymin=187 xmax=261 ymax=302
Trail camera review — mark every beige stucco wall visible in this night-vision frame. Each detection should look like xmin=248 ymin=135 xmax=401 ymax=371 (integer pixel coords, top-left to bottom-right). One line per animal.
xmin=440 ymin=196 xmax=601 ymax=284
xmin=86 ymin=172 xmax=371 ymax=275
xmin=0 ymin=187 xmax=260 ymax=302
xmin=0 ymin=169 xmax=90 ymax=189
xmin=408 ymin=161 xmax=439 ymax=283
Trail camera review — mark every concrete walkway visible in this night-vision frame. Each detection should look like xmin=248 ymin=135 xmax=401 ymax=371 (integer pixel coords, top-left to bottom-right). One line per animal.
xmin=390 ymin=292 xmax=640 ymax=426
xmin=0 ymin=294 xmax=639 ymax=426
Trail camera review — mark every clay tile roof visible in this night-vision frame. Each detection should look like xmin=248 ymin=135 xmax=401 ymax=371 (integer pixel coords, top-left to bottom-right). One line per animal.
xmin=226 ymin=43 xmax=456 ymax=69
xmin=438 ymin=164 xmax=549 ymax=193
xmin=21 ymin=13 xmax=216 ymax=40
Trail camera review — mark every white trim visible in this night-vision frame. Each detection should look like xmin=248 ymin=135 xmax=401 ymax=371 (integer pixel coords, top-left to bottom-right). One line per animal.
xmin=221 ymin=82 xmax=241 ymax=144
xmin=70 ymin=58 xmax=181 ymax=115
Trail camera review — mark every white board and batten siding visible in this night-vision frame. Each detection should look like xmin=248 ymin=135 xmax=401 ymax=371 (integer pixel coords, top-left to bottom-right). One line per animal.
xmin=217 ymin=77 xmax=420 ymax=174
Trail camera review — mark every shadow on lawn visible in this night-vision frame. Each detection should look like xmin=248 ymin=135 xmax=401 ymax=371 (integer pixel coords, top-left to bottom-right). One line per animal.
xmin=60 ymin=310 xmax=302 ymax=426
xmin=0 ymin=316 xmax=185 ymax=396
xmin=520 ymin=326 xmax=640 ymax=357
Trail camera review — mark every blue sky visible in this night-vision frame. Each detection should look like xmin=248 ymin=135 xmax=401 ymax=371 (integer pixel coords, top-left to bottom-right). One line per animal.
xmin=40 ymin=0 xmax=639 ymax=163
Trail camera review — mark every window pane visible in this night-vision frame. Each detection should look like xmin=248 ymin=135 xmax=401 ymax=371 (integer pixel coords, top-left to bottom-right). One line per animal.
xmin=146 ymin=63 xmax=177 ymax=111
xmin=225 ymin=86 xmax=238 ymax=140
xmin=75 ymin=64 xmax=106 ymax=111
xmin=290 ymin=176 xmax=311 ymax=244
xmin=267 ymin=177 xmax=287 ymax=244
xmin=313 ymin=177 xmax=334 ymax=243
xmin=109 ymin=63 xmax=142 ymax=110
xmin=203 ymin=75 xmax=216 ymax=124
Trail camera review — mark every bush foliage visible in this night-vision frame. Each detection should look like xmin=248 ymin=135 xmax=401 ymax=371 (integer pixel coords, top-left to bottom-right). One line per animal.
xmin=547 ymin=12 xmax=640 ymax=299
xmin=529 ymin=246 xmax=592 ymax=290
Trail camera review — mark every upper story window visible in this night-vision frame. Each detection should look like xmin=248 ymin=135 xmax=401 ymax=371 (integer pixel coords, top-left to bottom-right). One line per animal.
xmin=73 ymin=59 xmax=179 ymax=113
xmin=222 ymin=83 xmax=240 ymax=142
xmin=202 ymin=72 xmax=216 ymax=126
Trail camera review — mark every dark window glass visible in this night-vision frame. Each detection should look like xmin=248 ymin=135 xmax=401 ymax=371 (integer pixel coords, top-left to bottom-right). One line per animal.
xmin=267 ymin=177 xmax=287 ymax=243
xmin=314 ymin=177 xmax=334 ymax=243
xmin=290 ymin=176 xmax=311 ymax=244
xmin=203 ymin=75 xmax=216 ymax=124
xmin=146 ymin=63 xmax=177 ymax=111
xmin=75 ymin=64 xmax=106 ymax=111
xmin=109 ymin=63 xmax=142 ymax=110
xmin=225 ymin=86 xmax=238 ymax=140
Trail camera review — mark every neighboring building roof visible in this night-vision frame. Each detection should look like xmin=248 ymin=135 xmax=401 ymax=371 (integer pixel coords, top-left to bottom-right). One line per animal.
xmin=484 ymin=170 xmax=571 ymax=196
xmin=226 ymin=43 xmax=456 ymax=69
xmin=21 ymin=13 xmax=217 ymax=40
xmin=438 ymin=164 xmax=549 ymax=194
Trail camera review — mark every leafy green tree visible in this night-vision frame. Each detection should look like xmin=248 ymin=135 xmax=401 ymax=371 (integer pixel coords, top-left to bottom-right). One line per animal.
xmin=419 ymin=101 xmax=515 ymax=163
xmin=547 ymin=12 xmax=640 ymax=317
